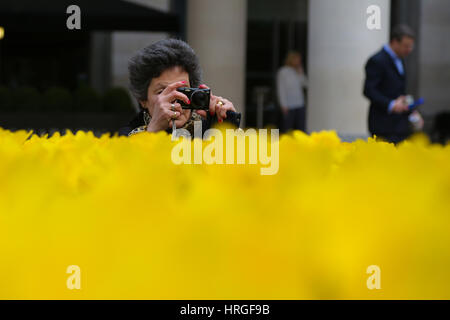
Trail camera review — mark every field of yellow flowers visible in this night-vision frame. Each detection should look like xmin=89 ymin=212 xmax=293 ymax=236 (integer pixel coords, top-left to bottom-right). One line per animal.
xmin=0 ymin=127 xmax=449 ymax=299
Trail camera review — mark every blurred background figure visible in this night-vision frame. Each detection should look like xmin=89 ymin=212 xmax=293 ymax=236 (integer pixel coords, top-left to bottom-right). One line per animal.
xmin=277 ymin=51 xmax=308 ymax=133
xmin=363 ymin=24 xmax=423 ymax=144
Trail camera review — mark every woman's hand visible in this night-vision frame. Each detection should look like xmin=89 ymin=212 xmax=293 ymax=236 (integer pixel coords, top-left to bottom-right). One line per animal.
xmin=195 ymin=84 xmax=236 ymax=123
xmin=146 ymin=80 xmax=191 ymax=132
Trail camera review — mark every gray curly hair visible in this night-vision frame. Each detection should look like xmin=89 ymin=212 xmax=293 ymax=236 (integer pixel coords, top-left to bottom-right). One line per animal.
xmin=128 ymin=39 xmax=203 ymax=105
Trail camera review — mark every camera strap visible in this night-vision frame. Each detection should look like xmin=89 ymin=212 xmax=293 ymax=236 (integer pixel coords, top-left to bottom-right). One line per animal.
xmin=171 ymin=120 xmax=177 ymax=140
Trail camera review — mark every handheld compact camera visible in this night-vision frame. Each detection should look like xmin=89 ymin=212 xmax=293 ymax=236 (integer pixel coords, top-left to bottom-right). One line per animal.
xmin=176 ymin=87 xmax=210 ymax=110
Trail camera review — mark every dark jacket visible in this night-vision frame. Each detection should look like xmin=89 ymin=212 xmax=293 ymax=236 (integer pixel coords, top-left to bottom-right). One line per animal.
xmin=118 ymin=110 xmax=147 ymax=136
xmin=363 ymin=48 xmax=412 ymax=138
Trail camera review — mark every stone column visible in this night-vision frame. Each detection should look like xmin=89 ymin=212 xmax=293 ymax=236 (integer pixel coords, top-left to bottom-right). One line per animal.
xmin=187 ymin=0 xmax=247 ymax=126
xmin=307 ymin=0 xmax=390 ymax=137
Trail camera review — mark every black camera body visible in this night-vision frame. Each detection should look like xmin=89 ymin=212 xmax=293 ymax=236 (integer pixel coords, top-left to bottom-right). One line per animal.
xmin=176 ymin=87 xmax=211 ymax=110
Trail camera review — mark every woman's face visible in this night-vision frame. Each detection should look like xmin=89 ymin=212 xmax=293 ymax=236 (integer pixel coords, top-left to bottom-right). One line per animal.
xmin=143 ymin=66 xmax=192 ymax=123
xmin=292 ymin=55 xmax=301 ymax=68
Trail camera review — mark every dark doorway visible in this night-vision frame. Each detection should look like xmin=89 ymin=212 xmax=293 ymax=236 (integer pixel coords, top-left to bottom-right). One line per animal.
xmin=245 ymin=19 xmax=307 ymax=128
xmin=1 ymin=31 xmax=90 ymax=90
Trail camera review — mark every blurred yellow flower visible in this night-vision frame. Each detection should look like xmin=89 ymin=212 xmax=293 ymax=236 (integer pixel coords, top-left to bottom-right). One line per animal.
xmin=0 ymin=127 xmax=449 ymax=299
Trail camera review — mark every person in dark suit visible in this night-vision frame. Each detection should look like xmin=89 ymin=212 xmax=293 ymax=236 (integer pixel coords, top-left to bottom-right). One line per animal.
xmin=363 ymin=25 xmax=422 ymax=143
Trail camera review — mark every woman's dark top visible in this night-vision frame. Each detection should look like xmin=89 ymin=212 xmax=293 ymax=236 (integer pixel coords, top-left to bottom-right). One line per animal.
xmin=118 ymin=109 xmax=241 ymax=137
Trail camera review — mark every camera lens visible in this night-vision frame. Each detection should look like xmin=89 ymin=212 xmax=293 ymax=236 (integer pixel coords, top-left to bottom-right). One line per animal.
xmin=191 ymin=90 xmax=209 ymax=108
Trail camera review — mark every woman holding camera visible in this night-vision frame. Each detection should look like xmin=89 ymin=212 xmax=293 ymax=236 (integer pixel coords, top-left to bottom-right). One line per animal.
xmin=119 ymin=39 xmax=238 ymax=136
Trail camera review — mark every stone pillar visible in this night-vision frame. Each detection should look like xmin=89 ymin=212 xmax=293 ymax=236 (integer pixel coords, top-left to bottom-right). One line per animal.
xmin=186 ymin=0 xmax=247 ymax=125
xmin=307 ymin=0 xmax=390 ymax=137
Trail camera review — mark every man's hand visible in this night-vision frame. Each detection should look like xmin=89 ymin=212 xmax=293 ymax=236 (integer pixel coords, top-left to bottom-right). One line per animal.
xmin=410 ymin=110 xmax=424 ymax=131
xmin=391 ymin=96 xmax=409 ymax=114
xmin=281 ymin=106 xmax=289 ymax=115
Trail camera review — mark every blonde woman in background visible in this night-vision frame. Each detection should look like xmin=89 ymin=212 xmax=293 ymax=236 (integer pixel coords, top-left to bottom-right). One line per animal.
xmin=276 ymin=51 xmax=308 ymax=133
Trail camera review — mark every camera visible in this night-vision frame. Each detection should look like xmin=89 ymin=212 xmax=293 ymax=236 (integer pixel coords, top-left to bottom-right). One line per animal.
xmin=176 ymin=87 xmax=210 ymax=110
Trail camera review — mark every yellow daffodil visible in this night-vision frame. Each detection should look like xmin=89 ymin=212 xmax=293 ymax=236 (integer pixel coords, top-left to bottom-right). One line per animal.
xmin=0 ymin=127 xmax=449 ymax=299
